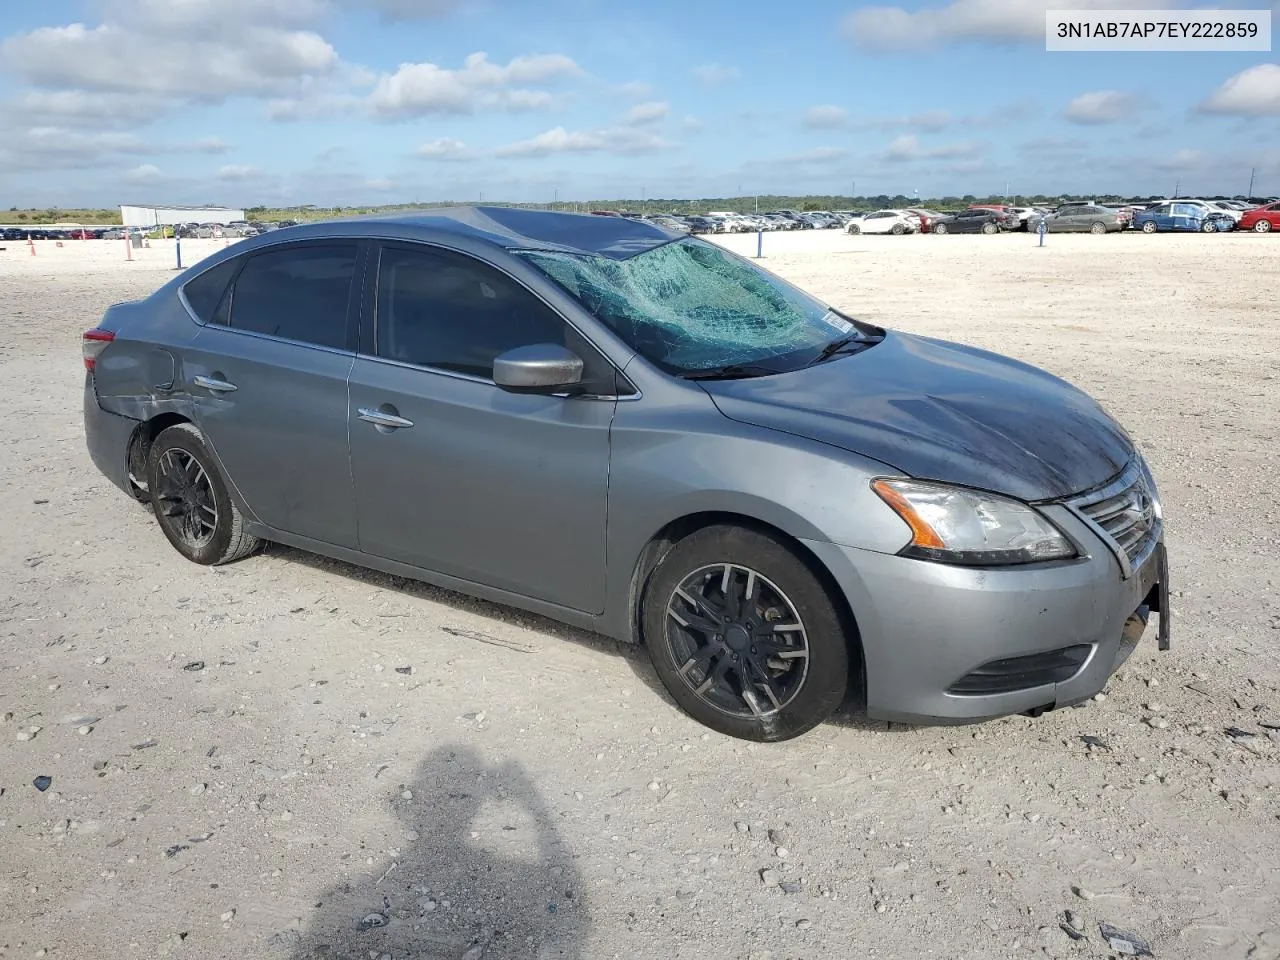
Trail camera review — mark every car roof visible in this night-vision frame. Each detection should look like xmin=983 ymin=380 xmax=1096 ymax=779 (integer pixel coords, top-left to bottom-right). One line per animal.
xmin=239 ymin=205 xmax=684 ymax=261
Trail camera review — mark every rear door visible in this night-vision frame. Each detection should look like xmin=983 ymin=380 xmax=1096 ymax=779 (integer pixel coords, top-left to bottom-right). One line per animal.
xmin=183 ymin=240 xmax=364 ymax=547
xmin=347 ymin=242 xmax=618 ymax=613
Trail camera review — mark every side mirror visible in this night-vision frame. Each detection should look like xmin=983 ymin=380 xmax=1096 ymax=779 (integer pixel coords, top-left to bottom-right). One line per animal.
xmin=492 ymin=343 xmax=585 ymax=394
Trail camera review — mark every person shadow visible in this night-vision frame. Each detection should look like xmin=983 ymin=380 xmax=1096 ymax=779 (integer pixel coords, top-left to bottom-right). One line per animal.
xmin=287 ymin=745 xmax=588 ymax=960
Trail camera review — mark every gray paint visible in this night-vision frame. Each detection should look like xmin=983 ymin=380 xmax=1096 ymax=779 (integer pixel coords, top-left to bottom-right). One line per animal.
xmin=83 ymin=208 xmax=1161 ymax=726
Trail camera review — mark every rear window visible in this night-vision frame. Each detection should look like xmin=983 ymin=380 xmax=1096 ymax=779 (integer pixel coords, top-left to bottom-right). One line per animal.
xmin=181 ymin=257 xmax=241 ymax=323
xmin=226 ymin=244 xmax=358 ymax=350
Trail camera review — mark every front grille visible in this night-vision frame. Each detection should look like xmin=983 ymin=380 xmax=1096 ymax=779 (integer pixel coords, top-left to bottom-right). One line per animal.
xmin=1067 ymin=458 xmax=1162 ymax=578
xmin=947 ymin=644 xmax=1092 ymax=696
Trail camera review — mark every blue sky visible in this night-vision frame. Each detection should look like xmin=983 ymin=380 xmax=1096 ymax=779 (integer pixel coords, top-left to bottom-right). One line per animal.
xmin=1 ymin=0 xmax=1277 ymax=207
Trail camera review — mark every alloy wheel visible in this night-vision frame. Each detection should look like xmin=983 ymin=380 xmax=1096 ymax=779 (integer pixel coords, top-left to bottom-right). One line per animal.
xmin=665 ymin=563 xmax=810 ymax=719
xmin=154 ymin=448 xmax=218 ymax=548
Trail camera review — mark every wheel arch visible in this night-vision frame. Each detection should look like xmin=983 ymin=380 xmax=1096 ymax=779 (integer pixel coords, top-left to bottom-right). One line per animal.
xmin=626 ymin=510 xmax=866 ymax=697
xmin=125 ymin=412 xmax=195 ymax=501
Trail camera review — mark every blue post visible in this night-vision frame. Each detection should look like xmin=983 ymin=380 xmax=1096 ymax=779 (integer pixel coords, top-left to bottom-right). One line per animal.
xmin=756 ymin=228 xmax=763 ymax=258
xmin=1037 ymin=218 xmax=1046 ymax=247
xmin=175 ymin=235 xmax=183 ymax=270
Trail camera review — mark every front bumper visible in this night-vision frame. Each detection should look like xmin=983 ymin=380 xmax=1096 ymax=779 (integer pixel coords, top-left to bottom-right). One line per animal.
xmin=802 ymin=507 xmax=1169 ymax=724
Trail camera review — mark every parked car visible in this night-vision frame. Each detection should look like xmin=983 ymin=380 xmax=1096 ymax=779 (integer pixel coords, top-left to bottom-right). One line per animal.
xmin=905 ymin=209 xmax=945 ymax=233
xmin=1030 ymin=205 xmax=1127 ymax=234
xmin=931 ymin=209 xmax=1010 ymax=234
xmin=82 ymin=207 xmax=1168 ymax=742
xmin=1239 ymin=201 xmax=1280 ymax=233
xmin=846 ymin=210 xmax=917 ymax=235
xmin=1133 ymin=202 xmax=1233 ymax=233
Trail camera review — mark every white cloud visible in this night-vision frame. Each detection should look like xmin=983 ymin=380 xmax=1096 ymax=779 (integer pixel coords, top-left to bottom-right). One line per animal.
xmin=617 ymin=80 xmax=653 ymax=100
xmin=691 ymin=62 xmax=741 ymax=86
xmin=350 ymin=0 xmax=465 ymax=19
xmin=803 ymin=105 xmax=850 ymax=129
xmin=857 ymin=109 xmax=954 ymax=131
xmin=844 ymin=0 xmax=1176 ymax=51
xmin=128 ymin=163 xmax=163 ymax=181
xmin=415 ymin=136 xmax=472 ymax=160
xmin=1065 ymin=90 xmax=1141 ymax=124
xmin=625 ymin=100 xmax=669 ymax=125
xmin=879 ymin=134 xmax=983 ymax=162
xmin=367 ymin=52 xmax=581 ymax=118
xmin=495 ymin=125 xmax=673 ymax=158
xmin=1 ymin=22 xmax=339 ymax=101
xmin=216 ymin=164 xmax=257 ymax=181
xmin=1199 ymin=63 xmax=1280 ymax=116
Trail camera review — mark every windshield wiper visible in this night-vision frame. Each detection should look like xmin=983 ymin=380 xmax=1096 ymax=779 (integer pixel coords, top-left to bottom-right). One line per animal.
xmin=805 ymin=334 xmax=868 ymax=367
xmin=681 ymin=363 xmax=785 ymax=381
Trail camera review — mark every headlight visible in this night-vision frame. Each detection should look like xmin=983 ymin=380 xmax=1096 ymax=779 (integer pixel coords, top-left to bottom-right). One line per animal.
xmin=872 ymin=479 xmax=1076 ymax=566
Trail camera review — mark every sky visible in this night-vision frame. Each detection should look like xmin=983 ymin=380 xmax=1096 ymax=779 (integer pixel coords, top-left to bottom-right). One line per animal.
xmin=0 ymin=0 xmax=1277 ymax=208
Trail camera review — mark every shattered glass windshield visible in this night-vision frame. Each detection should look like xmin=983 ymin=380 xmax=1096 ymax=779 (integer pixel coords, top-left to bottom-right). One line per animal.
xmin=517 ymin=238 xmax=875 ymax=376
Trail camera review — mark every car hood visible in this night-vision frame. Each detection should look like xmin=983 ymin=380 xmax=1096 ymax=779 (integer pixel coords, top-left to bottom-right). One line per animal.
xmin=700 ymin=332 xmax=1134 ymax=502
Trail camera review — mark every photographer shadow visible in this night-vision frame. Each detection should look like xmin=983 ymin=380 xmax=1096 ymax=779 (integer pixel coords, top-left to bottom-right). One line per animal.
xmin=288 ymin=745 xmax=587 ymax=959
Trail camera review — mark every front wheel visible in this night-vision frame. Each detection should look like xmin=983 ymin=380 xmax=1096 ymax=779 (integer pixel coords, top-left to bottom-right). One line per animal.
xmin=933 ymin=223 xmax=948 ymax=235
xmin=642 ymin=525 xmax=850 ymax=741
xmin=147 ymin=423 xmax=260 ymax=565
xmin=1254 ymin=220 xmax=1272 ymax=233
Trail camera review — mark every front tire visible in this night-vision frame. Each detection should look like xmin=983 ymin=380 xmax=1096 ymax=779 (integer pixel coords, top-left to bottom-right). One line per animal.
xmin=642 ymin=525 xmax=849 ymax=741
xmin=147 ymin=423 xmax=260 ymax=565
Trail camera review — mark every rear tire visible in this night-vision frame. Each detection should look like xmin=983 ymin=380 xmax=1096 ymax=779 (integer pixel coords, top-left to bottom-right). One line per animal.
xmin=891 ymin=223 xmax=905 ymax=235
xmin=1090 ymin=221 xmax=1107 ymax=235
xmin=981 ymin=222 xmax=997 ymax=235
xmin=1201 ymin=219 xmax=1217 ymax=233
xmin=1142 ymin=220 xmax=1158 ymax=233
xmin=642 ymin=525 xmax=849 ymax=742
xmin=147 ymin=423 xmax=260 ymax=565
xmin=846 ymin=223 xmax=861 ymax=235
xmin=1255 ymin=220 xmax=1272 ymax=233
xmin=932 ymin=223 xmax=948 ymax=235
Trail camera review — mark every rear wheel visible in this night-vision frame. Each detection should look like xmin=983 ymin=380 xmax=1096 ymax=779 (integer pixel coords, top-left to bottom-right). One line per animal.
xmin=981 ymin=222 xmax=998 ymax=235
xmin=891 ymin=223 xmax=905 ymax=235
xmin=642 ymin=525 xmax=849 ymax=741
xmin=1090 ymin=221 xmax=1107 ymax=235
xmin=932 ymin=223 xmax=948 ymax=235
xmin=147 ymin=423 xmax=260 ymax=565
xmin=1254 ymin=219 xmax=1272 ymax=233
xmin=846 ymin=223 xmax=861 ymax=235
xmin=1201 ymin=219 xmax=1218 ymax=233
xmin=1142 ymin=220 xmax=1158 ymax=233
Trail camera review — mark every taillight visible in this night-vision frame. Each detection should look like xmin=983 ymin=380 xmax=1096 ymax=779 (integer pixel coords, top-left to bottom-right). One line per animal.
xmin=83 ymin=328 xmax=114 ymax=371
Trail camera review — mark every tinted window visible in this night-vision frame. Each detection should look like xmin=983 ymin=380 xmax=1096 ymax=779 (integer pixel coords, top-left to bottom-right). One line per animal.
xmin=227 ymin=244 xmax=357 ymax=349
xmin=376 ymin=246 xmax=607 ymax=385
xmin=182 ymin=257 xmax=241 ymax=323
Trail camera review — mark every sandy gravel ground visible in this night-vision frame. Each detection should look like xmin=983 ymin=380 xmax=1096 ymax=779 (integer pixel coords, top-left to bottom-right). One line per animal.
xmin=1 ymin=228 xmax=1278 ymax=960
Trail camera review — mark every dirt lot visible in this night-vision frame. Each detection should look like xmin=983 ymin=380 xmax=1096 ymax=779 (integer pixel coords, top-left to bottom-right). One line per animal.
xmin=2 ymin=229 xmax=1278 ymax=960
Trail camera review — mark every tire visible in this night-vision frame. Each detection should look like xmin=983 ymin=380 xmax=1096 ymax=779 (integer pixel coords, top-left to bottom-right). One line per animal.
xmin=147 ymin=423 xmax=260 ymax=565
xmin=1201 ymin=219 xmax=1217 ymax=233
xmin=933 ymin=223 xmax=948 ymax=235
xmin=1141 ymin=220 xmax=1158 ymax=233
xmin=891 ymin=223 xmax=905 ymax=235
xmin=846 ymin=224 xmax=861 ymax=235
xmin=981 ymin=222 xmax=997 ymax=235
xmin=1255 ymin=220 xmax=1272 ymax=233
xmin=1090 ymin=221 xmax=1107 ymax=235
xmin=642 ymin=525 xmax=850 ymax=741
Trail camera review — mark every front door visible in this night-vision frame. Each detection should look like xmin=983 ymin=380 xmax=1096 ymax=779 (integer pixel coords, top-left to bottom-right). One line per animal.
xmin=348 ymin=242 xmax=616 ymax=613
xmin=186 ymin=240 xmax=363 ymax=548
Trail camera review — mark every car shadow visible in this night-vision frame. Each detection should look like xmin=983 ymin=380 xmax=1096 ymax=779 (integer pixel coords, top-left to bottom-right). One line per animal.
xmin=264 ymin=544 xmax=917 ymax=738
xmin=284 ymin=745 xmax=588 ymax=960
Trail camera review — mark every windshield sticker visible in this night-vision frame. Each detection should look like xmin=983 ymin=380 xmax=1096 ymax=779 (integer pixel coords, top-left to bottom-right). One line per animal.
xmin=822 ymin=311 xmax=853 ymax=334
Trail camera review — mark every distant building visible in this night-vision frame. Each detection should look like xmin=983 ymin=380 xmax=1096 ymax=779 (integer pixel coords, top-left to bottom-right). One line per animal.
xmin=120 ymin=204 xmax=245 ymax=228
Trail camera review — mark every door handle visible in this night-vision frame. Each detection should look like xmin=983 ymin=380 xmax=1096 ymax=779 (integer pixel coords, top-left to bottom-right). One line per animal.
xmin=193 ymin=375 xmax=238 ymax=393
xmin=358 ymin=407 xmax=414 ymax=430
